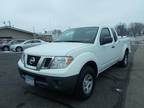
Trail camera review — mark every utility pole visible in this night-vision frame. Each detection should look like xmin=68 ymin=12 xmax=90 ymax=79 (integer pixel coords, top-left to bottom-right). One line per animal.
xmin=32 ymin=26 xmax=36 ymax=39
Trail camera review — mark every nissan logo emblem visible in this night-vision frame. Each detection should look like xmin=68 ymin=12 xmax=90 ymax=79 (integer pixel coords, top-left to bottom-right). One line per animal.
xmin=30 ymin=57 xmax=36 ymax=64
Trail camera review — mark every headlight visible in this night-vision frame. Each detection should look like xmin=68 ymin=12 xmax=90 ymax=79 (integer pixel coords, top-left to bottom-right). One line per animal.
xmin=48 ymin=56 xmax=73 ymax=69
xmin=21 ymin=53 xmax=25 ymax=64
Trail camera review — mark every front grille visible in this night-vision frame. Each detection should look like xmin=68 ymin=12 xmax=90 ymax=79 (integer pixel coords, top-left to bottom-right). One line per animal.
xmin=44 ymin=58 xmax=52 ymax=68
xmin=27 ymin=55 xmax=40 ymax=66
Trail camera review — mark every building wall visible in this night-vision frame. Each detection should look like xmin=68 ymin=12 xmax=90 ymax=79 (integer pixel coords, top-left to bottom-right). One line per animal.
xmin=0 ymin=28 xmax=34 ymax=39
xmin=37 ymin=35 xmax=52 ymax=42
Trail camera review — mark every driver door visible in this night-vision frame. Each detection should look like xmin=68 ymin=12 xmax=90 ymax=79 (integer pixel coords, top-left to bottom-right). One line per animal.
xmin=98 ymin=28 xmax=115 ymax=71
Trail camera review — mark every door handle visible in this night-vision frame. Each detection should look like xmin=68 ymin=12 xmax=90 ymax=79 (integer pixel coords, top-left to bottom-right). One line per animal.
xmin=111 ymin=46 xmax=115 ymax=48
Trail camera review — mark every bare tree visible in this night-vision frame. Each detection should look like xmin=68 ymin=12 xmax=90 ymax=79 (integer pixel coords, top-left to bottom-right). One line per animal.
xmin=128 ymin=22 xmax=144 ymax=36
xmin=115 ymin=23 xmax=128 ymax=36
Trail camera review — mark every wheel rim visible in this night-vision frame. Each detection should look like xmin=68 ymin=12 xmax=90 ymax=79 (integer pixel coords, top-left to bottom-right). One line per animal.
xmin=82 ymin=73 xmax=93 ymax=95
xmin=4 ymin=47 xmax=8 ymax=51
xmin=124 ymin=55 xmax=128 ymax=65
xmin=17 ymin=48 xmax=22 ymax=52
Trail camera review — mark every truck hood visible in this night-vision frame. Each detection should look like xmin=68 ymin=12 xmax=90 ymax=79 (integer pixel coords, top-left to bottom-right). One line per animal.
xmin=24 ymin=42 xmax=90 ymax=56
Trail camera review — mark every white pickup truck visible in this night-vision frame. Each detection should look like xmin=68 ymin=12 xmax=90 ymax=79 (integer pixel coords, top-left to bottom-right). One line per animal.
xmin=18 ymin=26 xmax=131 ymax=100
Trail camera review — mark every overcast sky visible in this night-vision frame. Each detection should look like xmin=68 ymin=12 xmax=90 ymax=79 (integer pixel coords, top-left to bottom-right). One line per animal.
xmin=0 ymin=0 xmax=143 ymax=32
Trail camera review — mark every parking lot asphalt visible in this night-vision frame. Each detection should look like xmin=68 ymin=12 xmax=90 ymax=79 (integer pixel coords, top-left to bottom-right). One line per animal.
xmin=125 ymin=44 xmax=144 ymax=108
xmin=0 ymin=44 xmax=138 ymax=108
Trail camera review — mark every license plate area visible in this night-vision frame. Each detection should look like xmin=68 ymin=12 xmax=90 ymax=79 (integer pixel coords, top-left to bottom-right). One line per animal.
xmin=25 ymin=75 xmax=34 ymax=86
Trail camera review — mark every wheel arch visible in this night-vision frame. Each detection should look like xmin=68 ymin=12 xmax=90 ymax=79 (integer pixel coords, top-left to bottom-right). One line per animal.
xmin=125 ymin=48 xmax=129 ymax=54
xmin=81 ymin=61 xmax=98 ymax=77
xmin=2 ymin=45 xmax=10 ymax=50
xmin=16 ymin=46 xmax=23 ymax=51
xmin=3 ymin=45 xmax=9 ymax=48
xmin=120 ymin=46 xmax=130 ymax=61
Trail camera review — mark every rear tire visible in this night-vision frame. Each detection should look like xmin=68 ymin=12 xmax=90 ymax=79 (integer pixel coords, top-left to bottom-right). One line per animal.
xmin=16 ymin=47 xmax=23 ymax=52
xmin=75 ymin=66 xmax=96 ymax=100
xmin=2 ymin=46 xmax=10 ymax=51
xmin=119 ymin=51 xmax=129 ymax=67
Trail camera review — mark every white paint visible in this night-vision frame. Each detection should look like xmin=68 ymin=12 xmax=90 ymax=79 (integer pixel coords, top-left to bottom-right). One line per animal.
xmin=18 ymin=26 xmax=131 ymax=77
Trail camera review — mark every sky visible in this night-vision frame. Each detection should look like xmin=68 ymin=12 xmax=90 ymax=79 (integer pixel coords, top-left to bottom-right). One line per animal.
xmin=0 ymin=0 xmax=143 ymax=32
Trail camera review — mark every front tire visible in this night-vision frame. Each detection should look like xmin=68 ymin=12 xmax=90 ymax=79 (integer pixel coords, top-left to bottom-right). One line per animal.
xmin=75 ymin=66 xmax=96 ymax=100
xmin=16 ymin=47 xmax=23 ymax=52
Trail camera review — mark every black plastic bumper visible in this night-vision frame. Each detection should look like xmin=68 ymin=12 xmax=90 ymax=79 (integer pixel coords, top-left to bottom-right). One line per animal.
xmin=18 ymin=68 xmax=78 ymax=92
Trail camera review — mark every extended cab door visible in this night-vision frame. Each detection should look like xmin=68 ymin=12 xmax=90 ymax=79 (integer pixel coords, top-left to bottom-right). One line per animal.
xmin=98 ymin=28 xmax=115 ymax=71
xmin=110 ymin=28 xmax=121 ymax=60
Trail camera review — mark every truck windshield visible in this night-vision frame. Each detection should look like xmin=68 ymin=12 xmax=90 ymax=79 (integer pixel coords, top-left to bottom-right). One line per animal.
xmin=55 ymin=27 xmax=99 ymax=43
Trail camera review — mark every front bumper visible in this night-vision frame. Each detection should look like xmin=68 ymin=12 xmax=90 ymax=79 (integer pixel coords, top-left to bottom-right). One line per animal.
xmin=18 ymin=68 xmax=78 ymax=92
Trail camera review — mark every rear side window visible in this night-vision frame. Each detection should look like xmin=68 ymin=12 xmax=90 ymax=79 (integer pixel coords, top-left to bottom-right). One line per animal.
xmin=25 ymin=41 xmax=32 ymax=44
xmin=32 ymin=40 xmax=41 ymax=43
xmin=111 ymin=28 xmax=118 ymax=42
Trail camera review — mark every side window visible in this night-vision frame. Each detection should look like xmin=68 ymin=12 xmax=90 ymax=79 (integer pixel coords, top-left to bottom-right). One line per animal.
xmin=34 ymin=40 xmax=41 ymax=43
xmin=111 ymin=28 xmax=118 ymax=42
xmin=25 ymin=41 xmax=32 ymax=44
xmin=100 ymin=28 xmax=113 ymax=45
xmin=32 ymin=40 xmax=41 ymax=44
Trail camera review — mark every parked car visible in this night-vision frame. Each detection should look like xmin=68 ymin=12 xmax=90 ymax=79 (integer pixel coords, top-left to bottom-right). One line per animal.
xmin=18 ymin=26 xmax=131 ymax=100
xmin=0 ymin=39 xmax=25 ymax=51
xmin=10 ymin=39 xmax=46 ymax=52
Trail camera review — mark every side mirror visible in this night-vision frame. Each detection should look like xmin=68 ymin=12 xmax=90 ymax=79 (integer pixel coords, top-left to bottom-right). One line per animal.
xmin=100 ymin=36 xmax=113 ymax=45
